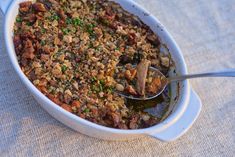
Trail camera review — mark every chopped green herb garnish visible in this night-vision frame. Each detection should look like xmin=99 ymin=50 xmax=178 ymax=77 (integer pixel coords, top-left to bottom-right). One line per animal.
xmin=66 ymin=18 xmax=73 ymax=25
xmin=75 ymin=63 xmax=79 ymax=69
xmin=48 ymin=13 xmax=60 ymax=21
xmin=72 ymin=18 xmax=83 ymax=26
xmin=115 ymin=47 xmax=120 ymax=51
xmin=106 ymin=86 xmax=114 ymax=93
xmin=99 ymin=79 xmax=105 ymax=86
xmin=16 ymin=17 xmax=22 ymax=23
xmin=26 ymin=22 xmax=32 ymax=26
xmin=84 ymin=108 xmax=90 ymax=113
xmin=97 ymin=80 xmax=105 ymax=92
xmin=91 ymin=79 xmax=106 ymax=93
xmin=95 ymin=46 xmax=101 ymax=51
xmin=40 ymin=40 xmax=46 ymax=46
xmin=88 ymin=90 xmax=92 ymax=95
xmin=38 ymin=21 xmax=42 ymax=26
xmin=99 ymin=83 xmax=103 ymax=92
xmin=92 ymin=84 xmax=100 ymax=93
xmin=87 ymin=29 xmax=94 ymax=35
xmin=61 ymin=65 xmax=68 ymax=73
xmin=86 ymin=23 xmax=96 ymax=36
xmin=41 ymin=28 xmax=46 ymax=33
xmin=62 ymin=28 xmax=70 ymax=34
xmin=91 ymin=77 xmax=97 ymax=83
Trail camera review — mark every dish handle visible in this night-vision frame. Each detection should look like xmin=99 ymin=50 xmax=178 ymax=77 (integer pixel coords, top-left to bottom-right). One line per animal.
xmin=0 ymin=0 xmax=12 ymax=14
xmin=148 ymin=89 xmax=202 ymax=142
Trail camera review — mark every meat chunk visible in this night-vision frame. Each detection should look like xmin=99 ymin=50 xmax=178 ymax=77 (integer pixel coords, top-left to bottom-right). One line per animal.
xmin=33 ymin=2 xmax=47 ymax=12
xmin=38 ymin=0 xmax=53 ymax=9
xmin=61 ymin=104 xmax=72 ymax=112
xmin=13 ymin=35 xmax=21 ymax=48
xmin=58 ymin=9 xmax=66 ymax=20
xmin=147 ymin=77 xmax=162 ymax=94
xmin=136 ymin=59 xmax=150 ymax=96
xmin=125 ymin=85 xmax=138 ymax=95
xmin=37 ymin=85 xmax=48 ymax=94
xmin=94 ymin=27 xmax=103 ymax=38
xmin=22 ymin=39 xmax=35 ymax=59
xmin=51 ymin=63 xmax=62 ymax=77
xmin=63 ymin=35 xmax=73 ymax=44
xmin=19 ymin=1 xmax=32 ymax=13
xmin=20 ymin=31 xmax=35 ymax=40
xmin=127 ymin=32 xmax=137 ymax=45
xmin=54 ymin=37 xmax=62 ymax=46
xmin=64 ymin=93 xmax=72 ymax=104
xmin=71 ymin=100 xmax=81 ymax=108
xmin=124 ymin=69 xmax=137 ymax=81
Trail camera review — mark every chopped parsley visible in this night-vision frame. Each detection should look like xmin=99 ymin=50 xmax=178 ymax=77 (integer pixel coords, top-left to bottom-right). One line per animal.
xmin=90 ymin=78 xmax=114 ymax=94
xmin=95 ymin=46 xmax=101 ymax=51
xmin=48 ymin=12 xmax=60 ymax=21
xmin=91 ymin=77 xmax=97 ymax=83
xmin=66 ymin=18 xmax=73 ymax=25
xmin=26 ymin=22 xmax=32 ymax=26
xmin=106 ymin=86 xmax=114 ymax=93
xmin=115 ymin=47 xmax=120 ymax=51
xmin=91 ymin=84 xmax=100 ymax=93
xmin=98 ymin=79 xmax=105 ymax=86
xmin=61 ymin=65 xmax=68 ymax=73
xmin=16 ymin=17 xmax=22 ymax=23
xmin=72 ymin=18 xmax=83 ymax=26
xmin=74 ymin=63 xmax=79 ymax=70
xmin=66 ymin=17 xmax=84 ymax=27
xmin=86 ymin=23 xmax=96 ymax=36
xmin=83 ymin=108 xmax=90 ymax=113
xmin=40 ymin=40 xmax=46 ymax=46
xmin=98 ymin=80 xmax=105 ymax=91
xmin=41 ymin=28 xmax=46 ymax=33
xmin=98 ymin=83 xmax=103 ymax=92
xmin=62 ymin=28 xmax=71 ymax=35
xmin=91 ymin=79 xmax=106 ymax=93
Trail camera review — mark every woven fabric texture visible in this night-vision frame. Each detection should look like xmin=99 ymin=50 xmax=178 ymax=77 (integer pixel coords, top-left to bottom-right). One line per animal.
xmin=0 ymin=0 xmax=235 ymax=156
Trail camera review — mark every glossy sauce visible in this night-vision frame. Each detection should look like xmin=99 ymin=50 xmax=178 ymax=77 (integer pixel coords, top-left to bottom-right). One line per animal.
xmin=126 ymin=86 xmax=170 ymax=119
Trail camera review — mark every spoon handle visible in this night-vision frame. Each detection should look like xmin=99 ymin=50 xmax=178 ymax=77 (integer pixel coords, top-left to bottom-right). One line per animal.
xmin=168 ymin=69 xmax=235 ymax=82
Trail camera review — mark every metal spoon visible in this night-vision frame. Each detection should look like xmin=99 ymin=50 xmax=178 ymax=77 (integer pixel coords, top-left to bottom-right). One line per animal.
xmin=118 ymin=67 xmax=235 ymax=100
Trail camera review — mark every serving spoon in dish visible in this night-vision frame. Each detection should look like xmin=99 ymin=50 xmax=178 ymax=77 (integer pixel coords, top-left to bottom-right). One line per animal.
xmin=117 ymin=67 xmax=235 ymax=100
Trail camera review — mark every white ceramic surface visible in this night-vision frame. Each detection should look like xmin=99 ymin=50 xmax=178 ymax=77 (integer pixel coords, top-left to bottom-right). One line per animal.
xmin=0 ymin=0 xmax=202 ymax=141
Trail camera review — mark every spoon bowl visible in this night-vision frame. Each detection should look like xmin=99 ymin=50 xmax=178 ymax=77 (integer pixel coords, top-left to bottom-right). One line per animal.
xmin=116 ymin=66 xmax=168 ymax=100
xmin=117 ymin=67 xmax=235 ymax=100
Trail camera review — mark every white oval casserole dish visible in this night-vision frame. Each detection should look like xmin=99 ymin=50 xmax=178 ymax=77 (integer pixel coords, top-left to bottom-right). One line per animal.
xmin=0 ymin=0 xmax=202 ymax=141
